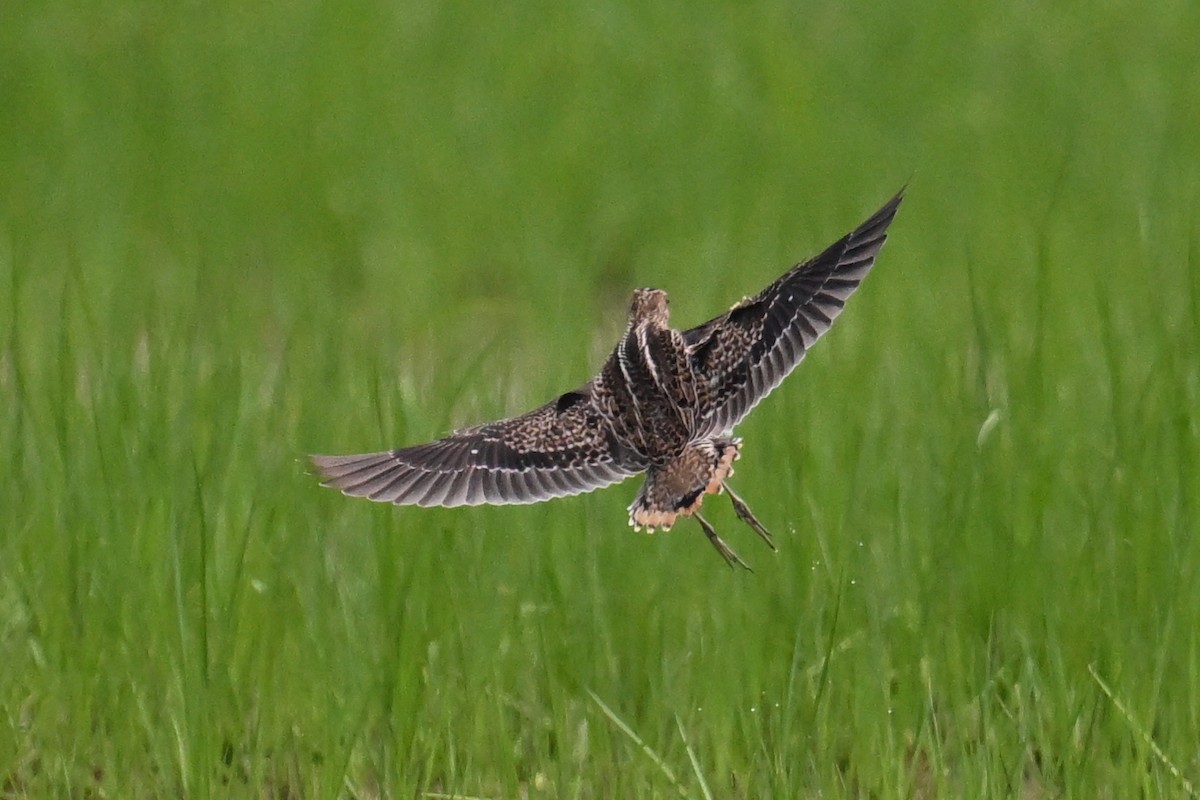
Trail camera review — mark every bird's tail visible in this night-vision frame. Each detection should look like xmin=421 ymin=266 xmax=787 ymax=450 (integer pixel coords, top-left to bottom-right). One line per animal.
xmin=627 ymin=439 xmax=741 ymax=532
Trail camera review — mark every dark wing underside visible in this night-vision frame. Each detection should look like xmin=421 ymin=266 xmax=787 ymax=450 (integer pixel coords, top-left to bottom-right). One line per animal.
xmin=684 ymin=190 xmax=903 ymax=436
xmin=311 ymin=385 xmax=641 ymax=507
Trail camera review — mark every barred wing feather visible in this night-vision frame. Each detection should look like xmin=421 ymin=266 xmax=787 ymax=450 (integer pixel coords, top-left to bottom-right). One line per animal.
xmin=310 ymin=386 xmax=640 ymax=507
xmin=684 ymin=191 xmax=903 ymax=437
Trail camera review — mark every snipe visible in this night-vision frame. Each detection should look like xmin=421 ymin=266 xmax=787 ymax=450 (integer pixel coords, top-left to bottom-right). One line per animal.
xmin=312 ymin=191 xmax=903 ymax=568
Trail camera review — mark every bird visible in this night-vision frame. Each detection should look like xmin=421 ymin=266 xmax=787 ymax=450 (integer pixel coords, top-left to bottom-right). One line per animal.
xmin=311 ymin=190 xmax=903 ymax=569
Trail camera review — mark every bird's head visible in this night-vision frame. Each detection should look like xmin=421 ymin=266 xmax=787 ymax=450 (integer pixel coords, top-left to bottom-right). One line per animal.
xmin=628 ymin=288 xmax=670 ymax=328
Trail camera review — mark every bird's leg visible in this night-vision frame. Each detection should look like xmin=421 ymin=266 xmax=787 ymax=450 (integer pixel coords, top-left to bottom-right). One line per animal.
xmin=694 ymin=512 xmax=752 ymax=571
xmin=722 ymin=482 xmax=776 ymax=551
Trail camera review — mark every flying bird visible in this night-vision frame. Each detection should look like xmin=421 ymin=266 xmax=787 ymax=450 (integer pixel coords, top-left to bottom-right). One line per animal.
xmin=311 ymin=190 xmax=903 ymax=568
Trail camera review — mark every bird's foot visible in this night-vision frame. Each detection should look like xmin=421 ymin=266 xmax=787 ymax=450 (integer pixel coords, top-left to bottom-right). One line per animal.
xmin=722 ymin=482 xmax=776 ymax=550
xmin=694 ymin=512 xmax=752 ymax=571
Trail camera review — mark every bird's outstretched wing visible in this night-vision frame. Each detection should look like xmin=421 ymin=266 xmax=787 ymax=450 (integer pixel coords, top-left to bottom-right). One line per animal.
xmin=310 ymin=384 xmax=642 ymax=507
xmin=684 ymin=190 xmax=904 ymax=436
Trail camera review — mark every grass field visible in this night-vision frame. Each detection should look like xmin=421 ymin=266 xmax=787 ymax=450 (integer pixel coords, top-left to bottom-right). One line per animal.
xmin=3 ymin=0 xmax=1200 ymax=797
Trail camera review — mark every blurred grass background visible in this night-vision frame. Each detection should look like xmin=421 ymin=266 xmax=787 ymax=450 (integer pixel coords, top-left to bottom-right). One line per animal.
xmin=2 ymin=0 xmax=1199 ymax=796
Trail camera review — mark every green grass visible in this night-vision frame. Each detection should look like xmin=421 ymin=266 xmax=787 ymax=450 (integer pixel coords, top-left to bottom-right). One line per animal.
xmin=3 ymin=0 xmax=1200 ymax=796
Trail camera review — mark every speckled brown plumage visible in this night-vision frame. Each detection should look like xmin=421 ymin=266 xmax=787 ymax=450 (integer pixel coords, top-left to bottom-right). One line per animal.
xmin=311 ymin=190 xmax=904 ymax=568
